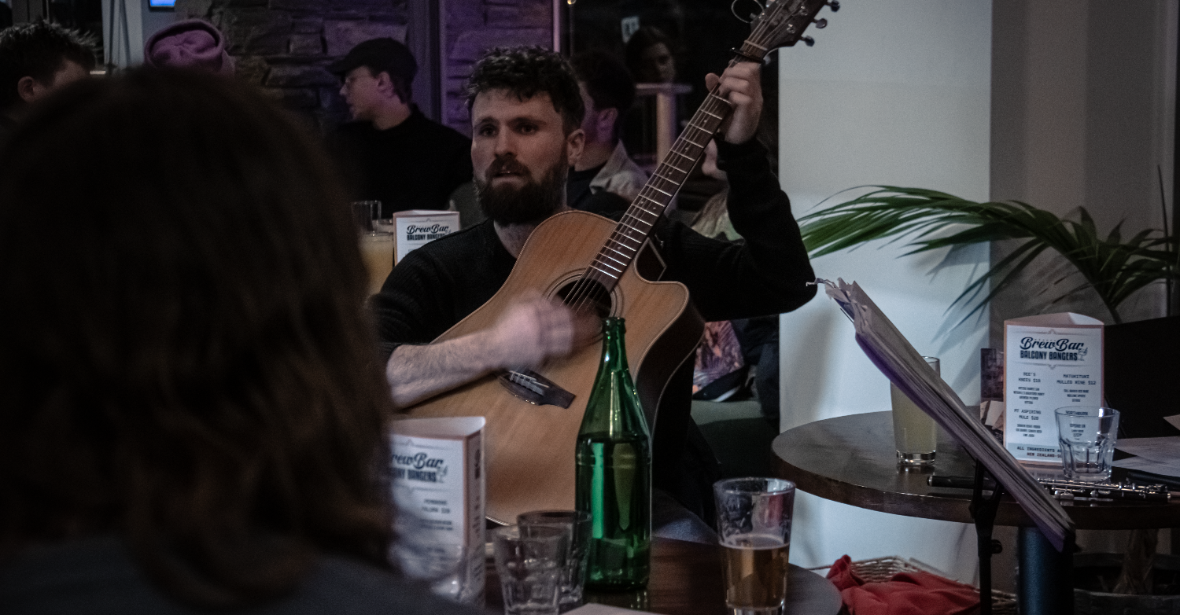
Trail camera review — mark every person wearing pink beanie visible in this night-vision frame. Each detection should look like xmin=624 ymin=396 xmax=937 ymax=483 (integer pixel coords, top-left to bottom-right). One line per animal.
xmin=143 ymin=19 xmax=233 ymax=76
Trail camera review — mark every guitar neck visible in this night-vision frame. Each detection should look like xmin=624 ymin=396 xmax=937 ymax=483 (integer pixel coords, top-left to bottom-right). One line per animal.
xmin=582 ymin=37 xmax=772 ymax=292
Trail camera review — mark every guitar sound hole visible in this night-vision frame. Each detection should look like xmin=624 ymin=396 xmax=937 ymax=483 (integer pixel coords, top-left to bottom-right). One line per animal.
xmin=557 ymin=279 xmax=611 ymax=319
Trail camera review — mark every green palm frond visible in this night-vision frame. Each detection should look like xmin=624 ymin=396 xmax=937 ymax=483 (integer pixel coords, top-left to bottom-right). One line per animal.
xmin=799 ymin=186 xmax=1176 ymax=324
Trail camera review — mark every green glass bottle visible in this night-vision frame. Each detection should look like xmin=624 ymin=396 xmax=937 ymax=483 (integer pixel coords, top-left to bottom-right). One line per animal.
xmin=575 ymin=317 xmax=652 ymax=591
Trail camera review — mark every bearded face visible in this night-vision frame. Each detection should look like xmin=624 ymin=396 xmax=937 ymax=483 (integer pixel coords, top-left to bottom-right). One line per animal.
xmin=469 ymin=89 xmax=582 ymax=227
xmin=475 ymin=148 xmax=568 ymax=226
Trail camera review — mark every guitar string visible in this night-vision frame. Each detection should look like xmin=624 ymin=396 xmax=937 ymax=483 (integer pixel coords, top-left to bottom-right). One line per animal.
xmin=562 ymin=10 xmax=780 ymax=306
xmin=561 ymin=81 xmax=756 ymax=313
xmin=560 ymin=92 xmax=734 ymax=315
xmin=560 ymin=89 xmax=740 ymax=315
xmin=507 ymin=19 xmax=784 ymax=403
xmin=560 ymin=10 xmax=784 ymax=316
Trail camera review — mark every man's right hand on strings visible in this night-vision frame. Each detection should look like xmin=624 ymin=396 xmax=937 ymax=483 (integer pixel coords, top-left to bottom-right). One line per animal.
xmin=487 ymin=292 xmax=599 ymax=370
xmin=384 ymin=293 xmax=599 ymax=408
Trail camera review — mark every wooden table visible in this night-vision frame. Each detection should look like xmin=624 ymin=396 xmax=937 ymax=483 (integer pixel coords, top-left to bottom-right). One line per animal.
xmin=772 ymin=411 xmax=1180 ymax=614
xmin=486 ymin=536 xmax=842 ymax=614
xmin=772 ymin=411 xmax=1179 ymax=529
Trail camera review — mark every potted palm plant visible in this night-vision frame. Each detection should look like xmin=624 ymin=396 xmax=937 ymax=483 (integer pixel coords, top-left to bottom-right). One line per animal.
xmin=797 ymin=186 xmax=1177 ymax=324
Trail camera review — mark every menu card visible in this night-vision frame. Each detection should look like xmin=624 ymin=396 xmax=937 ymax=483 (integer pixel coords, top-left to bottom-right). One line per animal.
xmin=1003 ymin=313 xmax=1104 ymax=464
xmin=391 ymin=210 xmax=461 ymax=264
xmin=389 ymin=416 xmax=486 ymax=603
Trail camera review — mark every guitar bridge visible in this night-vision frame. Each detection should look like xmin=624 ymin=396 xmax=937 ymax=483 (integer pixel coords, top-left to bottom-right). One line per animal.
xmin=498 ymin=370 xmax=575 ymax=408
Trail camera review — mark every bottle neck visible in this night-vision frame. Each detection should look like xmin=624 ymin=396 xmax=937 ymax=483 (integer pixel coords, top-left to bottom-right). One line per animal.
xmin=601 ymin=317 xmax=630 ymax=373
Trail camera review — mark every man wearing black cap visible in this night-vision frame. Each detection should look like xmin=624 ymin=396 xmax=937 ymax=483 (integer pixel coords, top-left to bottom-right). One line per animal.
xmin=330 ymin=38 xmax=472 ymax=218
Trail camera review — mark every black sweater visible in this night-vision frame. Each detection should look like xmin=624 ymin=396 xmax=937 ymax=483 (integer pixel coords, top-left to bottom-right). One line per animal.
xmin=333 ymin=110 xmax=472 ymax=218
xmin=372 ymin=138 xmax=815 ymax=353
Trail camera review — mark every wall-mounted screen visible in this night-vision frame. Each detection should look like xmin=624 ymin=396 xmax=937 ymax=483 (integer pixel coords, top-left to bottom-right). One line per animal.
xmin=149 ymin=0 xmax=175 ymax=8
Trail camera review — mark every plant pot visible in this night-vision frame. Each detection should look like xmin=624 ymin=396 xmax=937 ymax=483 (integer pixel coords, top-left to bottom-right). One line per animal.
xmin=1073 ymin=552 xmax=1180 ymax=614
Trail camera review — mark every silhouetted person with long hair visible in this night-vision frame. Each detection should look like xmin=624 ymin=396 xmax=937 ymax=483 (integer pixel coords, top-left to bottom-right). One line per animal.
xmin=0 ymin=69 xmax=478 ymax=614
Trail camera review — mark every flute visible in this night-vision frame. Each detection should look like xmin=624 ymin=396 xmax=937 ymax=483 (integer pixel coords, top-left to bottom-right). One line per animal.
xmin=927 ymin=475 xmax=1171 ymax=502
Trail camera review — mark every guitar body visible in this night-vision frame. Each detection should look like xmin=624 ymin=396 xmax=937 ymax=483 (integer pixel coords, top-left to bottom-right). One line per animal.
xmin=403 ymin=210 xmax=704 ymax=523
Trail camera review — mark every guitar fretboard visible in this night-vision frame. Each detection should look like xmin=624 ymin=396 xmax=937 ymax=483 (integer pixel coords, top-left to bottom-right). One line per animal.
xmin=578 ymin=34 xmax=776 ymax=296
xmin=561 ymin=0 xmax=826 ymax=313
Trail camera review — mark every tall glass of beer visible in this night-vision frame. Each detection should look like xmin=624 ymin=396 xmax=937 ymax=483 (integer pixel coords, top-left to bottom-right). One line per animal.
xmin=713 ymin=478 xmax=795 ymax=615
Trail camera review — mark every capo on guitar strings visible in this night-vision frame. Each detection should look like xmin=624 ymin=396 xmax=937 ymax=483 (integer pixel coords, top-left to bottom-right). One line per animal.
xmin=730 ymin=48 xmax=766 ymax=65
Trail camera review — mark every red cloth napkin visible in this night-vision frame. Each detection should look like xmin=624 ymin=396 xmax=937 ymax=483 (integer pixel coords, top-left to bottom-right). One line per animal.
xmin=825 ymin=555 xmax=981 ymax=615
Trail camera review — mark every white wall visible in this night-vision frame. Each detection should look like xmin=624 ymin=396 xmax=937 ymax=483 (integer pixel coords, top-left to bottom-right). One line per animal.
xmin=989 ymin=0 xmax=1176 ymax=328
xmin=777 ymin=0 xmax=991 ymax=582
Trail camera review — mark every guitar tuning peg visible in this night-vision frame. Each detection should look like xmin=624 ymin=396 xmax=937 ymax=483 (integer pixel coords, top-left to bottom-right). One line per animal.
xmin=814 ymin=18 xmax=827 ymax=29
xmin=801 ymin=36 xmax=815 ymax=47
xmin=827 ymin=0 xmax=841 ymax=11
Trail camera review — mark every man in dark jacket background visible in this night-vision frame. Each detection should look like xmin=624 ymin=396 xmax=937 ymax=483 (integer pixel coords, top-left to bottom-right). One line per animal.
xmin=330 ymin=38 xmax=472 ymax=218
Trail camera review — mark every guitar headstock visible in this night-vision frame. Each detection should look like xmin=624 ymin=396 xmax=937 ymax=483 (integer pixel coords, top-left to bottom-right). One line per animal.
xmin=747 ymin=0 xmax=838 ymax=52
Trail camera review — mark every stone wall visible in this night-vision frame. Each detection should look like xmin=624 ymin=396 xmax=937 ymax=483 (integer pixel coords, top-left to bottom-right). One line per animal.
xmin=441 ymin=0 xmax=553 ymax=133
xmin=174 ymin=0 xmax=409 ymax=130
xmin=170 ymin=0 xmax=557 ymax=134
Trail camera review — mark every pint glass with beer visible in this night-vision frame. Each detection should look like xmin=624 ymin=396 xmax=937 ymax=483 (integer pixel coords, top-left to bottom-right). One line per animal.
xmin=713 ymin=478 xmax=795 ymax=615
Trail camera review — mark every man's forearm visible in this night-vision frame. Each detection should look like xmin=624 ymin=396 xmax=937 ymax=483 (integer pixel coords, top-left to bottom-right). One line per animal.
xmin=385 ymin=332 xmax=499 ymax=408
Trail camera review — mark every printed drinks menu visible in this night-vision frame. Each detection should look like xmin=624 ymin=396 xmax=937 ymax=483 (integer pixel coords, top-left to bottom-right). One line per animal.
xmin=389 ymin=417 xmax=485 ymax=603
xmin=1004 ymin=313 xmax=1104 ymax=464
xmin=391 ymin=210 xmax=460 ymax=264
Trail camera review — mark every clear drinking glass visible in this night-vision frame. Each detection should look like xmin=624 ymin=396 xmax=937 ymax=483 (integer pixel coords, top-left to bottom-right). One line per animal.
xmin=492 ymin=525 xmax=568 ymax=615
xmin=1055 ymin=406 xmax=1120 ymax=482
xmin=713 ymin=478 xmax=795 ymax=615
xmin=892 ymin=356 xmax=940 ymax=468
xmin=352 ymin=200 xmax=392 ymax=294
xmin=351 ymin=200 xmax=382 ymax=232
xmin=390 ymin=513 xmax=481 ymax=604
xmin=517 ymin=510 xmax=592 ymax=612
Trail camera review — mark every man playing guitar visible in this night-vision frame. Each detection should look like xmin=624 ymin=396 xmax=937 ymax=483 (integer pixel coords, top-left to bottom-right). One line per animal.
xmin=371 ymin=46 xmax=815 ymax=519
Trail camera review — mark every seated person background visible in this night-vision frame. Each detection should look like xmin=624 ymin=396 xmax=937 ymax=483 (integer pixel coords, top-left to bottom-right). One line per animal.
xmin=0 ymin=21 xmax=93 ymax=143
xmin=620 ymin=26 xmax=686 ymax=169
xmin=624 ymin=26 xmax=677 ymax=84
xmin=0 ymin=69 xmax=478 ymax=615
xmin=330 ymin=38 xmax=472 ymax=218
xmin=690 ymin=139 xmax=781 ymax=424
xmin=566 ymin=50 xmax=647 ymax=210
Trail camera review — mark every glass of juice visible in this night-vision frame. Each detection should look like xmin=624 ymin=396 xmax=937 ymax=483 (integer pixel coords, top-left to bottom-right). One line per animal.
xmin=891 ymin=356 xmax=940 ymax=468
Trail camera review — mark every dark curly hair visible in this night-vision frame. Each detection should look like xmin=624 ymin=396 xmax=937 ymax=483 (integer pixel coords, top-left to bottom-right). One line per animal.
xmin=0 ymin=20 xmax=96 ymax=110
xmin=464 ymin=45 xmax=584 ymax=133
xmin=0 ymin=69 xmax=395 ymax=608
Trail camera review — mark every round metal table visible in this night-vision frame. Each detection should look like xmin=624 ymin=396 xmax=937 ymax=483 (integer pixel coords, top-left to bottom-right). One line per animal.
xmin=772 ymin=411 xmax=1178 ymax=529
xmin=772 ymin=411 xmax=1179 ymax=614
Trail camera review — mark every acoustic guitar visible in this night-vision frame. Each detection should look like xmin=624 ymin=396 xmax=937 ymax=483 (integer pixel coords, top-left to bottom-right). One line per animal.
xmin=405 ymin=0 xmax=838 ymax=523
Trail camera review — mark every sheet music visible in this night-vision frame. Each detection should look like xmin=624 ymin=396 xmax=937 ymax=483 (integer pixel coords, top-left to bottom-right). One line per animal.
xmin=817 ymin=278 xmax=1075 ymax=551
